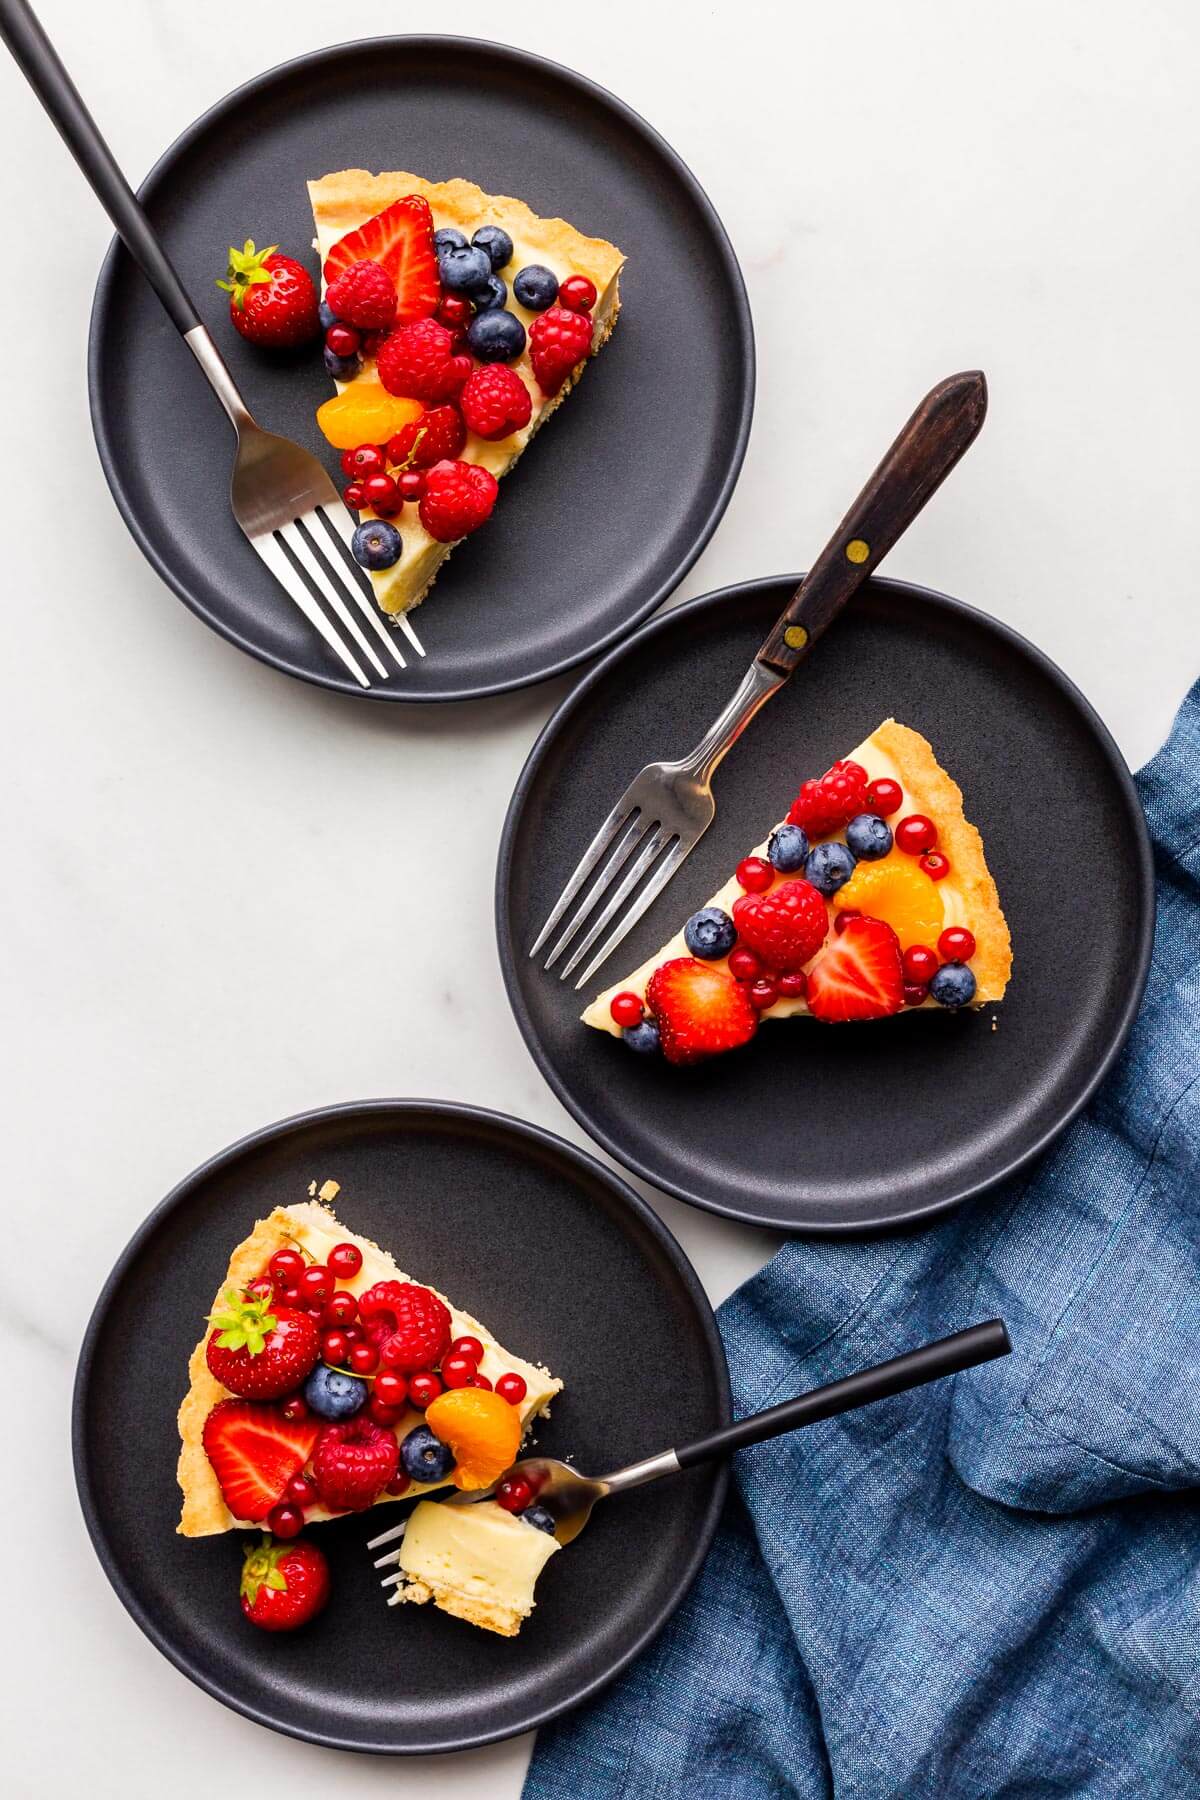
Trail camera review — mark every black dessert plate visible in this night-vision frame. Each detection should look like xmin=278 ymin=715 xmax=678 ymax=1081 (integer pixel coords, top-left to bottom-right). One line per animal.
xmin=497 ymin=577 xmax=1155 ymax=1232
xmin=73 ymin=1101 xmax=729 ymax=1752
xmin=88 ymin=36 xmax=753 ymax=701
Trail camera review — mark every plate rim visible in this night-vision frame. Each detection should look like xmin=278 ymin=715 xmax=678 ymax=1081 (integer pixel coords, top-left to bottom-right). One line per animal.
xmin=495 ymin=573 xmax=1157 ymax=1233
xmin=87 ymin=32 xmax=755 ymax=705
xmin=71 ymin=1096 xmax=732 ymax=1754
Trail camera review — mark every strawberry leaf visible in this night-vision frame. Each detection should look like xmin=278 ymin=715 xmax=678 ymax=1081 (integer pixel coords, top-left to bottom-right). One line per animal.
xmin=208 ymin=1286 xmax=277 ymax=1357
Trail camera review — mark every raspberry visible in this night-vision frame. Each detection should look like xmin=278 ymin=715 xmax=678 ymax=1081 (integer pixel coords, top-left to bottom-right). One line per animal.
xmin=732 ymin=879 xmax=829 ymax=973
xmin=386 ymin=404 xmax=466 ymax=470
xmin=311 ymin=1417 xmax=400 ymax=1511
xmin=326 ymin=258 xmax=398 ymax=330
xmin=460 ymin=365 xmax=533 ymax=440
xmin=787 ymin=759 xmax=870 ymax=835
xmin=357 ymin=1280 xmax=452 ymax=1372
xmin=418 ymin=459 xmax=499 ymax=542
xmin=528 ymin=304 xmax=594 ymax=395
xmin=377 ymin=318 xmax=471 ymax=403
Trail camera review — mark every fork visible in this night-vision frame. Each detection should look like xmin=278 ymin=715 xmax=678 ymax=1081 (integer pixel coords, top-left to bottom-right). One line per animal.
xmin=367 ymin=1321 xmax=1011 ymax=1568
xmin=531 ymin=369 xmax=988 ymax=987
xmin=0 ymin=0 xmax=421 ymax=689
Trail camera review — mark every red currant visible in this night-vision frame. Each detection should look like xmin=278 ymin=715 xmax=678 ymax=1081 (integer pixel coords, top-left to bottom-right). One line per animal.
xmin=903 ymin=982 xmax=929 ymax=1007
xmin=866 ymin=777 xmax=903 ymax=817
xmin=386 ymin=1473 xmax=412 ymax=1497
xmin=834 ymin=910 xmax=860 ymax=935
xmin=267 ymin=1502 xmax=305 ymax=1539
xmin=496 ymin=1372 xmax=527 ymax=1406
xmin=778 ymin=970 xmax=807 ymax=999
xmin=340 ymin=443 xmax=385 ymax=480
xmin=470 ymin=1372 xmax=493 ymax=1390
xmin=299 ymin=1265 xmax=333 ymax=1305
xmin=321 ymin=1329 xmax=350 ymax=1366
xmin=349 ymin=1340 xmax=379 ymax=1375
xmin=450 ymin=1336 xmax=483 ymax=1364
xmin=344 ymin=481 xmax=365 ymax=509
xmin=303 ymin=1304 xmax=326 ymax=1323
xmin=245 ymin=1275 xmax=274 ymax=1301
xmin=269 ymin=1247 xmax=305 ymax=1285
xmin=902 ymin=944 xmax=939 ymax=985
xmin=939 ymin=926 xmax=976 ymax=961
xmin=368 ymin=1397 xmax=407 ymax=1427
xmin=398 ymin=469 xmax=425 ymax=501
xmin=441 ymin=1352 xmax=477 ymax=1389
xmin=736 ymin=856 xmax=774 ymax=893
xmin=363 ymin=472 xmax=400 ymax=513
xmin=558 ymin=274 xmax=597 ymax=313
xmin=323 ymin=1291 xmax=358 ymax=1327
xmin=407 ymin=1371 xmax=442 ymax=1409
xmin=748 ymin=976 xmax=779 ymax=1010
xmin=920 ymin=851 xmax=951 ymax=881
xmin=436 ymin=292 xmax=472 ymax=329
xmin=496 ymin=1474 xmax=534 ymax=1513
xmin=286 ymin=1472 xmax=317 ymax=1506
xmin=610 ymin=991 xmax=644 ymax=1028
xmin=375 ymin=1370 xmax=408 ymax=1408
xmin=728 ymin=946 xmax=763 ymax=982
xmin=328 ymin=1242 xmax=363 ymax=1279
xmin=342 ymin=1323 xmax=364 ymax=1345
xmin=895 ymin=815 xmax=937 ymax=855
xmin=279 ymin=1284 xmax=302 ymax=1307
xmin=326 ymin=322 xmax=361 ymax=357
xmin=281 ymin=1395 xmax=308 ymax=1424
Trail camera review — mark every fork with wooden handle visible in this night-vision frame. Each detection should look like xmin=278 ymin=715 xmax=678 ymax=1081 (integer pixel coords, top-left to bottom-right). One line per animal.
xmin=0 ymin=0 xmax=421 ymax=687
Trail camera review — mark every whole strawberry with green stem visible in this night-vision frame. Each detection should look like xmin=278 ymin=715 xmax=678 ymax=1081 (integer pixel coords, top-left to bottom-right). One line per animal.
xmin=240 ymin=1534 xmax=330 ymax=1632
xmin=217 ymin=240 xmax=319 ymax=349
xmin=205 ymin=1286 xmax=320 ymax=1399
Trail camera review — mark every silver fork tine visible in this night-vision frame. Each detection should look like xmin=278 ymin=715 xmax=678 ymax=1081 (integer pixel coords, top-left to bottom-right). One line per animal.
xmin=302 ymin=511 xmax=407 ymax=671
xmin=319 ymin=505 xmax=426 ymax=659
xmin=251 ymin=531 xmax=370 ymax=688
xmin=574 ymin=835 xmax=688 ymax=990
xmin=529 ymin=794 xmax=642 ymax=960
xmin=560 ymin=823 xmax=673 ymax=981
xmin=366 ymin=1520 xmax=409 ymax=1550
xmin=543 ymin=812 xmax=649 ymax=972
xmin=278 ymin=521 xmax=389 ymax=680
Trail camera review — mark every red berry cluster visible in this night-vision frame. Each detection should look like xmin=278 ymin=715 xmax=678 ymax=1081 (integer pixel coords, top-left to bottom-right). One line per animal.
xmin=900 ymin=926 xmax=977 ymax=1007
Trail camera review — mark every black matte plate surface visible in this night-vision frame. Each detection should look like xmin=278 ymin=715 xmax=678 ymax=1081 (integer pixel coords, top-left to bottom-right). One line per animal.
xmin=88 ymin=36 xmax=753 ymax=702
xmin=73 ymin=1102 xmax=729 ymax=1753
xmin=497 ymin=578 xmax=1155 ymax=1232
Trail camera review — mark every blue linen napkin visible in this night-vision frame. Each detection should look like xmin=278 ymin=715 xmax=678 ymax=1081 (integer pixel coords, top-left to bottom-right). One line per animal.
xmin=526 ymin=678 xmax=1200 ymax=1799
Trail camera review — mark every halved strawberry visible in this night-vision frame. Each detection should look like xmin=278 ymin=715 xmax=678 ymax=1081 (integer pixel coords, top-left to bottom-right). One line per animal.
xmin=805 ymin=916 xmax=904 ymax=1022
xmin=323 ymin=195 xmax=439 ymax=325
xmin=201 ymin=1399 xmax=320 ymax=1522
xmin=646 ymin=957 xmax=758 ymax=1065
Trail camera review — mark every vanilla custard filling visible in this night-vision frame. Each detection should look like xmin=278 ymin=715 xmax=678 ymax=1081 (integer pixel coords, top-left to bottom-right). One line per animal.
xmin=583 ymin=731 xmax=972 ymax=1034
xmin=395 ymin=1499 xmax=560 ymax=1631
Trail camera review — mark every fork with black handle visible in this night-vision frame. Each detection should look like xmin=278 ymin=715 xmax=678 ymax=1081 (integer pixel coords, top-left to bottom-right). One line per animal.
xmin=532 ymin=369 xmax=987 ymax=987
xmin=0 ymin=0 xmax=421 ymax=687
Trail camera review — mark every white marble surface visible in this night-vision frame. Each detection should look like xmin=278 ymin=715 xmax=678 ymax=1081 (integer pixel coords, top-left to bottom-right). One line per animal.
xmin=4 ymin=1 xmax=1199 ymax=1793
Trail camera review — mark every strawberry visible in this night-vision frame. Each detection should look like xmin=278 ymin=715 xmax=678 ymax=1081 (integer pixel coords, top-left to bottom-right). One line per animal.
xmin=805 ymin=916 xmax=904 ymax=1022
xmin=418 ymin=460 xmax=499 ymax=542
xmin=386 ymin=403 xmax=466 ymax=470
xmin=460 ymin=364 xmax=533 ymax=440
xmin=202 ymin=1399 xmax=320 ymax=1522
xmin=204 ymin=1287 xmax=320 ymax=1399
xmin=787 ymin=759 xmax=870 ymax=836
xmin=528 ymin=304 xmax=594 ymax=394
xmin=217 ymin=241 xmax=319 ymax=349
xmin=311 ymin=1417 xmax=400 ymax=1511
xmin=732 ymin=879 xmax=829 ymax=972
xmin=323 ymin=194 xmax=440 ymax=325
xmin=645 ymin=957 xmax=759 ymax=1065
xmin=357 ymin=1280 xmax=452 ymax=1372
xmin=377 ymin=318 xmax=471 ymax=403
xmin=240 ymin=1534 xmax=330 ymax=1633
xmin=325 ymin=258 xmax=398 ymax=330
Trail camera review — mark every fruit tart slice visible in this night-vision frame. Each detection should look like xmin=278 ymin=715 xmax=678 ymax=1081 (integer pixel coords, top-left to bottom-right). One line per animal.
xmin=176 ymin=1189 xmax=560 ymax=1537
xmin=583 ymin=719 xmax=1012 ymax=1062
xmin=307 ymin=170 xmax=625 ymax=619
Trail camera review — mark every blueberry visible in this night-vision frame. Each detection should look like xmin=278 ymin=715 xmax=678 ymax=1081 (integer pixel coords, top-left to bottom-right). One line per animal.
xmin=469 ymin=273 xmax=508 ymax=313
xmin=400 ymin=1424 xmax=456 ymax=1484
xmin=304 ymin=1364 xmax=366 ymax=1420
xmin=433 ymin=226 xmax=468 ymax=254
xmin=930 ymin=962 xmax=977 ymax=1009
xmin=351 ymin=519 xmax=403 ymax=571
xmin=623 ymin=1020 xmax=661 ymax=1055
xmin=439 ymin=243 xmax=493 ymax=292
xmin=804 ymin=841 xmax=857 ymax=896
xmin=845 ymin=813 xmax=893 ymax=861
xmin=512 ymin=265 xmax=559 ymax=312
xmin=767 ymin=823 xmax=810 ymax=873
xmin=323 ymin=344 xmax=360 ymax=380
xmin=521 ymin=1504 xmax=558 ymax=1536
xmin=319 ymin=298 xmax=339 ymax=331
xmin=466 ymin=309 xmax=527 ymax=363
xmin=684 ymin=906 xmax=737 ymax=960
xmin=472 ymin=224 xmax=514 ymax=271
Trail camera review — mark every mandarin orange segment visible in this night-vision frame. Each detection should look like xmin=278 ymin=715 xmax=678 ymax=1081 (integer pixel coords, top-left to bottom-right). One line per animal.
xmin=316 ymin=383 xmax=424 ymax=451
xmin=424 ymin=1387 xmax=523 ymax=1491
xmin=832 ymin=853 xmax=945 ymax=951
